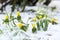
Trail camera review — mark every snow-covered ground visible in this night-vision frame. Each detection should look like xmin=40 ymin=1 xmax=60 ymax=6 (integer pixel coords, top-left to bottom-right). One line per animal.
xmin=0 ymin=1 xmax=60 ymax=40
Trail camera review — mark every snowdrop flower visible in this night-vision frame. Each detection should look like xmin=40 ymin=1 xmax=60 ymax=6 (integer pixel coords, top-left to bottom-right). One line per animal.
xmin=51 ymin=18 xmax=55 ymax=22
xmin=17 ymin=22 xmax=28 ymax=31
xmin=5 ymin=15 xmax=9 ymax=20
xmin=17 ymin=22 xmax=23 ymax=28
xmin=3 ymin=15 xmax=9 ymax=24
xmin=51 ymin=18 xmax=58 ymax=24
xmin=32 ymin=24 xmax=37 ymax=33
xmin=33 ymin=17 xmax=37 ymax=21
xmin=16 ymin=11 xmax=20 ymax=16
xmin=16 ymin=11 xmax=21 ymax=21
xmin=38 ymin=15 xmax=43 ymax=19
xmin=32 ymin=24 xmax=36 ymax=28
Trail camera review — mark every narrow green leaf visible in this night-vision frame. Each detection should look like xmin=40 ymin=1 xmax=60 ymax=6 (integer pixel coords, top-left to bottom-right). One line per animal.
xmin=37 ymin=22 xmax=40 ymax=30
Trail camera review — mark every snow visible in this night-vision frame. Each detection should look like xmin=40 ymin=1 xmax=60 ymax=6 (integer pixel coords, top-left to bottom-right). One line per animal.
xmin=48 ymin=1 xmax=60 ymax=11
xmin=0 ymin=1 xmax=60 ymax=40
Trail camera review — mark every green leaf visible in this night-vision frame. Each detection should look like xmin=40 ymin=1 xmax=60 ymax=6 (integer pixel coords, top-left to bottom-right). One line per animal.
xmin=37 ymin=22 xmax=40 ymax=30
xmin=52 ymin=21 xmax=58 ymax=25
xmin=10 ymin=15 xmax=14 ymax=20
xmin=32 ymin=28 xmax=37 ymax=33
xmin=40 ymin=20 xmax=43 ymax=28
xmin=17 ymin=16 xmax=21 ymax=22
xmin=21 ymin=26 xmax=28 ymax=32
xmin=3 ymin=19 xmax=9 ymax=24
xmin=43 ymin=19 xmax=48 ymax=31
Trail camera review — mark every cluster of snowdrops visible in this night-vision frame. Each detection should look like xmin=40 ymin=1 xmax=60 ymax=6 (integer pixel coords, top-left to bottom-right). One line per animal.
xmin=2 ymin=9 xmax=58 ymax=33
